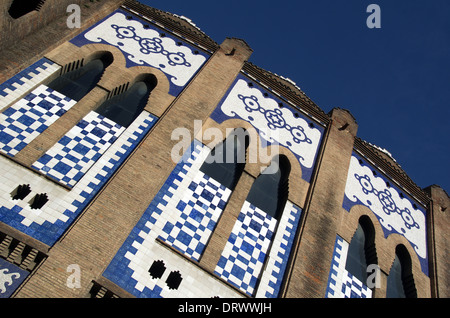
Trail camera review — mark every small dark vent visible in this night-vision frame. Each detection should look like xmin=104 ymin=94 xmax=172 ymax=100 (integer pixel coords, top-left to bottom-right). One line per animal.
xmin=11 ymin=184 xmax=32 ymax=201
xmin=149 ymin=260 xmax=166 ymax=279
xmin=166 ymin=271 xmax=182 ymax=290
xmin=29 ymin=194 xmax=48 ymax=210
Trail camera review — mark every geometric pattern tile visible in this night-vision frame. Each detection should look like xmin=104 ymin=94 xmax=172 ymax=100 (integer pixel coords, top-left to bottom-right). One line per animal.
xmin=0 ymin=85 xmax=76 ymax=157
xmin=0 ymin=58 xmax=61 ymax=112
xmin=325 ymin=235 xmax=372 ymax=298
xmin=343 ymin=153 xmax=428 ymax=276
xmin=158 ymin=170 xmax=231 ymax=261
xmin=214 ymin=200 xmax=278 ymax=297
xmin=0 ymin=111 xmax=157 ymax=246
xmin=103 ymin=140 xmax=242 ymax=298
xmin=32 ymin=111 xmax=125 ymax=188
xmin=70 ymin=9 xmax=210 ymax=97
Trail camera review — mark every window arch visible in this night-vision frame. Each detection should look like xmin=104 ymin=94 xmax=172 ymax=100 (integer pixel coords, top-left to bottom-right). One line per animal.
xmin=47 ymin=52 xmax=113 ymax=101
xmin=246 ymin=154 xmax=291 ymax=219
xmin=345 ymin=216 xmax=378 ymax=284
xmin=386 ymin=245 xmax=417 ymax=298
xmin=95 ymin=75 xmax=156 ymax=128
xmin=8 ymin=0 xmax=46 ymax=19
xmin=200 ymin=127 xmax=249 ymax=190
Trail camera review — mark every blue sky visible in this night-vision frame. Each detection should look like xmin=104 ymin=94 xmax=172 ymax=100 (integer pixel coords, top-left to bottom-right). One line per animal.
xmin=138 ymin=0 xmax=449 ymax=194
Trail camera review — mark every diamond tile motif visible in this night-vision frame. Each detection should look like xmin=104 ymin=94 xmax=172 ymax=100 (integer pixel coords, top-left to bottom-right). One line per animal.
xmin=214 ymin=201 xmax=278 ymax=296
xmin=0 ymin=85 xmax=76 ymax=157
xmin=32 ymin=111 xmax=125 ymax=187
xmin=158 ymin=171 xmax=232 ymax=261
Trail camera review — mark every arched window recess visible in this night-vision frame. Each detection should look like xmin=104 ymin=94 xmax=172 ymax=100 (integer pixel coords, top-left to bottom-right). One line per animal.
xmin=200 ymin=128 xmax=250 ymax=190
xmin=386 ymin=245 xmax=417 ymax=298
xmin=345 ymin=216 xmax=378 ymax=284
xmin=47 ymin=52 xmax=114 ymax=102
xmin=95 ymin=74 xmax=157 ymax=128
xmin=8 ymin=0 xmax=46 ymax=19
xmin=246 ymin=154 xmax=291 ymax=220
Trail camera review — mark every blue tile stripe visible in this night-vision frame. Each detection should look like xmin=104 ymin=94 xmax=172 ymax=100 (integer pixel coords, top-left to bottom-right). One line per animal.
xmin=0 ymin=58 xmax=61 ymax=110
xmin=32 ymin=111 xmax=125 ymax=188
xmin=0 ymin=85 xmax=77 ymax=157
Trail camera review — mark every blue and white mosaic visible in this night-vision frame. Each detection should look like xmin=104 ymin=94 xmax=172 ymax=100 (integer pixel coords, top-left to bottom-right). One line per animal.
xmin=214 ymin=200 xmax=302 ymax=297
xmin=325 ymin=235 xmax=372 ymax=298
xmin=103 ymin=140 xmax=241 ymax=298
xmin=32 ymin=111 xmax=125 ymax=188
xmin=70 ymin=9 xmax=210 ymax=96
xmin=0 ymin=85 xmax=77 ymax=157
xmin=0 ymin=258 xmax=29 ymax=298
xmin=343 ymin=153 xmax=428 ymax=275
xmin=210 ymin=73 xmax=324 ymax=182
xmin=0 ymin=112 xmax=157 ymax=246
xmin=158 ymin=171 xmax=232 ymax=261
xmin=0 ymin=58 xmax=61 ymax=112
xmin=214 ymin=201 xmax=278 ymax=296
xmin=255 ymin=201 xmax=302 ymax=298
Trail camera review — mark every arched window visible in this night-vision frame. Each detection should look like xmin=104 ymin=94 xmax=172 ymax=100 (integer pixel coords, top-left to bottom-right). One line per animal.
xmin=47 ymin=52 xmax=113 ymax=101
xmin=200 ymin=128 xmax=249 ymax=190
xmin=8 ymin=0 xmax=46 ymax=19
xmin=246 ymin=154 xmax=291 ymax=219
xmin=387 ymin=245 xmax=417 ymax=298
xmin=345 ymin=216 xmax=378 ymax=284
xmin=95 ymin=75 xmax=156 ymax=128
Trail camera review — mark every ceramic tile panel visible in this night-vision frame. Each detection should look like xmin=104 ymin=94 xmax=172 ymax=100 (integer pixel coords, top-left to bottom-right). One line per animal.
xmin=70 ymin=8 xmax=210 ymax=97
xmin=0 ymin=112 xmax=157 ymax=246
xmin=0 ymin=85 xmax=77 ymax=157
xmin=0 ymin=258 xmax=29 ymax=298
xmin=32 ymin=111 xmax=125 ymax=188
xmin=343 ymin=153 xmax=428 ymax=275
xmin=325 ymin=235 xmax=372 ymax=298
xmin=103 ymin=140 xmax=242 ymax=298
xmin=0 ymin=58 xmax=61 ymax=112
xmin=209 ymin=73 xmax=324 ymax=182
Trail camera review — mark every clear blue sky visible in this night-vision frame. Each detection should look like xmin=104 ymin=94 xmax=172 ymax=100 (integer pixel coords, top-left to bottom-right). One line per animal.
xmin=138 ymin=0 xmax=450 ymax=194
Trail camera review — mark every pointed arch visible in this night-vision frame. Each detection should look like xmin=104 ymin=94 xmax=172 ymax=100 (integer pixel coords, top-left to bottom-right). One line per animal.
xmin=387 ymin=244 xmax=417 ymax=298
xmin=200 ymin=127 xmax=250 ymax=190
xmin=95 ymin=74 xmax=157 ymax=127
xmin=47 ymin=52 xmax=113 ymax=101
xmin=8 ymin=0 xmax=46 ymax=19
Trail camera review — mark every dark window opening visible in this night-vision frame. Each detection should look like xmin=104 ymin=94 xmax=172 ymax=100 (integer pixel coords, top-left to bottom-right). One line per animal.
xmin=149 ymin=260 xmax=166 ymax=279
xmin=166 ymin=271 xmax=182 ymax=290
xmin=345 ymin=216 xmax=378 ymax=284
xmin=8 ymin=0 xmax=46 ymax=19
xmin=200 ymin=128 xmax=249 ymax=190
xmin=95 ymin=76 xmax=156 ymax=128
xmin=387 ymin=245 xmax=417 ymax=298
xmin=246 ymin=155 xmax=291 ymax=220
xmin=29 ymin=193 xmax=48 ymax=210
xmin=11 ymin=184 xmax=32 ymax=200
xmin=47 ymin=52 xmax=113 ymax=101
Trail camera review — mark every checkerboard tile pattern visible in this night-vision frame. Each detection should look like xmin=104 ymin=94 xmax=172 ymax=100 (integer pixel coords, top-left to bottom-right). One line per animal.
xmin=103 ymin=141 xmax=243 ymax=298
xmin=158 ymin=171 xmax=232 ymax=261
xmin=256 ymin=201 xmax=302 ymax=298
xmin=0 ymin=111 xmax=157 ymax=246
xmin=325 ymin=235 xmax=372 ymax=298
xmin=32 ymin=111 xmax=125 ymax=187
xmin=0 ymin=85 xmax=76 ymax=157
xmin=214 ymin=201 xmax=278 ymax=297
xmin=0 ymin=58 xmax=61 ymax=111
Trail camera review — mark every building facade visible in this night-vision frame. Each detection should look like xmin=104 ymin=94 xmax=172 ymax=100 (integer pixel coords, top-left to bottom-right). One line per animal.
xmin=0 ymin=0 xmax=448 ymax=298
